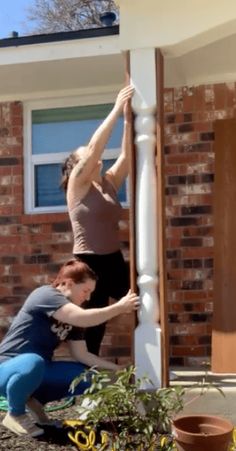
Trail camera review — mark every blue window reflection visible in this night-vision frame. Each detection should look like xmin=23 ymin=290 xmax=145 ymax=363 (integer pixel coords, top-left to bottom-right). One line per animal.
xmin=32 ymin=118 xmax=123 ymax=155
xmin=35 ymin=164 xmax=66 ymax=207
xmin=35 ymin=160 xmax=127 ymax=207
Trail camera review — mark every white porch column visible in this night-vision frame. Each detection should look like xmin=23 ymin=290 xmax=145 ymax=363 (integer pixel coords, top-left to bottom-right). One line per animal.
xmin=130 ymin=48 xmax=162 ymax=388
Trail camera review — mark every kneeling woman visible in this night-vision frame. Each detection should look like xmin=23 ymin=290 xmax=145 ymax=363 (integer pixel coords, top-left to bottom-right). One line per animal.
xmin=0 ymin=259 xmax=139 ymax=437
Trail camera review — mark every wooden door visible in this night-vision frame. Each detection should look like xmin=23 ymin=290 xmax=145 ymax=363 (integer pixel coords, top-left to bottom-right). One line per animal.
xmin=212 ymin=118 xmax=236 ymax=373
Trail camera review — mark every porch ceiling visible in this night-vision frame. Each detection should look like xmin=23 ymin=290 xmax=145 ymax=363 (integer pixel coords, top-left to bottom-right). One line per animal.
xmin=0 ymin=30 xmax=236 ymax=102
xmin=165 ymin=32 xmax=236 ymax=87
xmin=0 ymin=54 xmax=125 ymax=101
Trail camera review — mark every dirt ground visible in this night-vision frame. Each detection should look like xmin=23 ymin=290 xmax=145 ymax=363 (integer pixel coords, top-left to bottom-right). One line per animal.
xmin=0 ymin=401 xmax=80 ymax=451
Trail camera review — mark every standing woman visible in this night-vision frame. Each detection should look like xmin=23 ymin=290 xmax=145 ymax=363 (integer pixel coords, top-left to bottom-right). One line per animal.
xmin=61 ymin=85 xmax=134 ymax=355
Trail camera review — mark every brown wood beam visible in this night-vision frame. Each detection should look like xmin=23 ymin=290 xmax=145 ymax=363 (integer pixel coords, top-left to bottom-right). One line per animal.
xmin=125 ymin=51 xmax=137 ymax=294
xmin=212 ymin=118 xmax=236 ymax=373
xmin=156 ymin=49 xmax=169 ymax=387
xmin=125 ymin=51 xmax=137 ymax=365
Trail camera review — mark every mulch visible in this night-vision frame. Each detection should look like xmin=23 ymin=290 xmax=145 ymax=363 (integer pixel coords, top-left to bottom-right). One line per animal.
xmin=0 ymin=401 xmax=81 ymax=451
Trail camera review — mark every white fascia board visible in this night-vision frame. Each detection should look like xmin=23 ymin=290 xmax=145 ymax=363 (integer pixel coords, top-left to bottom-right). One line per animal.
xmin=0 ymin=35 xmax=121 ymax=66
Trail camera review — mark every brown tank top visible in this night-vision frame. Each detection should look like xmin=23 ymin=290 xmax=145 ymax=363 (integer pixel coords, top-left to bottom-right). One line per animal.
xmin=69 ymin=177 xmax=123 ymax=255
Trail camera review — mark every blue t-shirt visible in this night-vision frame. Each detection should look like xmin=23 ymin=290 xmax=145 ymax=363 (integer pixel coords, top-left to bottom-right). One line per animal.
xmin=0 ymin=285 xmax=84 ymax=363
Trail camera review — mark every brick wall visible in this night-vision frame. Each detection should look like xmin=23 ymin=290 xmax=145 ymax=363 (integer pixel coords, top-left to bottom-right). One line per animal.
xmin=164 ymin=82 xmax=236 ymax=366
xmin=0 ymin=82 xmax=235 ymax=367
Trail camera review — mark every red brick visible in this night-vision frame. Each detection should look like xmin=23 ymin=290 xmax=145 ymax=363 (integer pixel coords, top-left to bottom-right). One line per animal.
xmin=214 ymin=83 xmax=226 ymax=110
xmin=182 ymin=87 xmax=195 ymax=112
xmin=183 ymin=291 xmax=208 ymax=301
xmin=12 ymin=166 xmax=23 ymax=175
xmin=166 ymin=153 xmax=200 ymax=165
xmin=194 ymin=86 xmax=206 ymax=111
xmin=12 ymin=126 xmax=23 ymax=137
xmin=0 ymin=83 xmax=235 ymax=366
xmin=172 ymin=346 xmax=206 ymax=356
xmin=0 ymin=167 xmax=11 ymax=175
xmin=11 ymin=102 xmax=23 ymax=116
xmin=169 ymin=302 xmax=185 ymax=313
xmin=225 ymin=83 xmax=236 ymax=108
xmin=182 ymin=247 xmax=214 ymax=258
xmin=170 ymin=323 xmax=207 ymax=336
xmin=165 ymin=164 xmax=179 ymax=175
xmin=21 ymin=213 xmax=68 ymax=224
xmin=164 ymin=88 xmax=174 ymax=113
xmin=193 ymin=122 xmax=213 ymax=132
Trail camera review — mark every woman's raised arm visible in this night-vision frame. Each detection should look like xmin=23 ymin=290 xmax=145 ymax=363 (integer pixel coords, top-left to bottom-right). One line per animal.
xmin=105 ymin=100 xmax=133 ymax=191
xmin=68 ymin=85 xmax=134 ymax=187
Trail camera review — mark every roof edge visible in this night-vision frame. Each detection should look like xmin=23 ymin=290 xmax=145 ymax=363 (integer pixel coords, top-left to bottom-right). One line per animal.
xmin=0 ymin=25 xmax=119 ymax=48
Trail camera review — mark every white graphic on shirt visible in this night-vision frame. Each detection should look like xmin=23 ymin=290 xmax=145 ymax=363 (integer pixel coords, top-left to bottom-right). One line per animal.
xmin=51 ymin=321 xmax=73 ymax=340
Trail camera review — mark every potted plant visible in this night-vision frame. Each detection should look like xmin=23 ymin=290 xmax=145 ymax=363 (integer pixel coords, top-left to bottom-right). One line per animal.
xmin=68 ymin=365 xmax=184 ymax=450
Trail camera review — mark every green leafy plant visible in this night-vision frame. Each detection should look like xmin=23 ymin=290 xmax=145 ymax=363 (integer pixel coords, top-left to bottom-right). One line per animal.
xmin=70 ymin=366 xmax=183 ymax=450
xmin=69 ymin=363 xmax=228 ymax=450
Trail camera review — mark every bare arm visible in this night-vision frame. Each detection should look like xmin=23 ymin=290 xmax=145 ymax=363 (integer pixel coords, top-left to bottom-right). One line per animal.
xmin=52 ymin=290 xmax=139 ymax=328
xmin=106 ymin=101 xmax=133 ymax=191
xmin=68 ymin=340 xmax=120 ymax=371
xmin=68 ymin=85 xmax=134 ymax=189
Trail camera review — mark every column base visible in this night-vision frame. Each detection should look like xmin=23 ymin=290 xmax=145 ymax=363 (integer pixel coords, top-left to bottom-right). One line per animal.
xmin=134 ymin=323 xmax=162 ymax=388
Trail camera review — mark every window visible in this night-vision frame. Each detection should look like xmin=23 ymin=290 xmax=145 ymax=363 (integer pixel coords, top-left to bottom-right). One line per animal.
xmin=24 ymin=95 xmax=129 ymax=214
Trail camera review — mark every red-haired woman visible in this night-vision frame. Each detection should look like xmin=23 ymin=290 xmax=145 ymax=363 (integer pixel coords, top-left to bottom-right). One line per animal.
xmin=0 ymin=259 xmax=139 ymax=437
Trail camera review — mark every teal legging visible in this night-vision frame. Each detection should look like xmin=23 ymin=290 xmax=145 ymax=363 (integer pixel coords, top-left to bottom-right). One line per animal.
xmin=0 ymin=353 xmax=90 ymax=415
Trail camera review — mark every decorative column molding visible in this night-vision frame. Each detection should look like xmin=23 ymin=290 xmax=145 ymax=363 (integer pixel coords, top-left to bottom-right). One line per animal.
xmin=130 ymin=48 xmax=162 ymax=388
xmin=135 ymin=104 xmax=159 ymax=325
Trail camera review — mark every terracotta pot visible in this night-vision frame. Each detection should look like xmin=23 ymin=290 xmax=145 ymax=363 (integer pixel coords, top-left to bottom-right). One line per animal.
xmin=172 ymin=414 xmax=233 ymax=451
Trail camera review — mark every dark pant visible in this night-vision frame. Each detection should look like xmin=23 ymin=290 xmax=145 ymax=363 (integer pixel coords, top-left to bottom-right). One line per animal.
xmin=74 ymin=251 xmax=129 ymax=355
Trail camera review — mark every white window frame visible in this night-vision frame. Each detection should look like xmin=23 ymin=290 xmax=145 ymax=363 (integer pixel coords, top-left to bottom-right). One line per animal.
xmin=24 ymin=94 xmax=129 ymax=214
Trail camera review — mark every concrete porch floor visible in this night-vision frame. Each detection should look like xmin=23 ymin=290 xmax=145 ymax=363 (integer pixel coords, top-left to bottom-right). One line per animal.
xmin=170 ymin=367 xmax=236 ymax=425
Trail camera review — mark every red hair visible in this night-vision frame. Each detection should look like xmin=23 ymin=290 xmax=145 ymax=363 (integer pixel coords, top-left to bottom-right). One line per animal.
xmin=51 ymin=259 xmax=97 ymax=288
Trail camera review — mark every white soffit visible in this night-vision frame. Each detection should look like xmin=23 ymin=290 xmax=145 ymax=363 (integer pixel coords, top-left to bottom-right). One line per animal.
xmin=0 ymin=35 xmax=125 ymax=101
xmin=165 ymin=32 xmax=236 ymax=87
xmin=0 ymin=54 xmax=125 ymax=101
